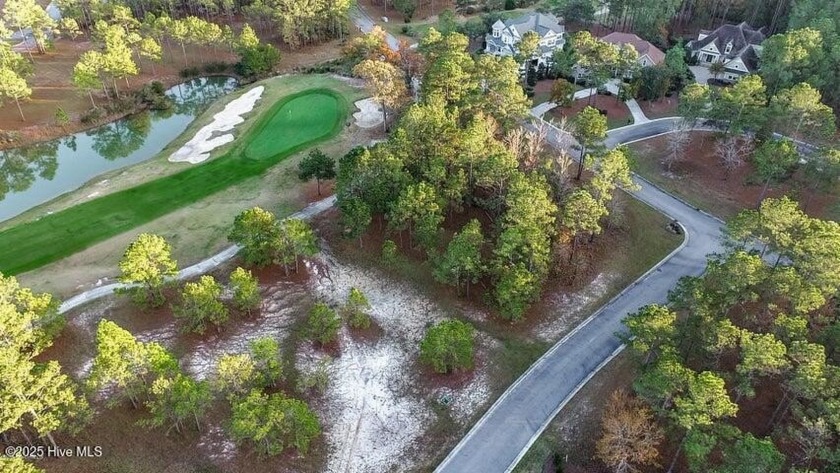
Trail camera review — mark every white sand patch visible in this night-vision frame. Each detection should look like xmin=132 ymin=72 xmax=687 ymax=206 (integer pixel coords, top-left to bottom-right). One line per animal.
xmin=169 ymin=85 xmax=265 ymax=164
xmin=353 ymin=98 xmax=384 ymax=129
xmin=299 ymin=338 xmax=433 ymax=473
xmin=197 ymin=424 xmax=238 ymax=462
xmin=531 ymin=272 xmax=617 ymax=342
xmin=181 ymin=280 xmax=309 ymax=380
xmin=444 ymin=333 xmax=497 ymax=424
xmin=302 ymin=253 xmax=457 ymax=472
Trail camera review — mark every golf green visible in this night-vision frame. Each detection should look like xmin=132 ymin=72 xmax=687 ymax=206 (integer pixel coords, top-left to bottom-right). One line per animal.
xmin=0 ymin=88 xmax=346 ymax=275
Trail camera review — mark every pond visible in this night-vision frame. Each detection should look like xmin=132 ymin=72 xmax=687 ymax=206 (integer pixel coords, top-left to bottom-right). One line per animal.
xmin=0 ymin=76 xmax=238 ymax=223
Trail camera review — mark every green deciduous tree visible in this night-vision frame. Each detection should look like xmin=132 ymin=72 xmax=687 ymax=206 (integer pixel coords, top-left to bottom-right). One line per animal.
xmin=623 ymin=305 xmax=677 ymax=366
xmin=306 ymin=302 xmax=340 ymax=346
xmin=297 ymin=148 xmax=335 ymax=196
xmin=0 ymin=456 xmax=44 ymax=473
xmin=434 ymin=219 xmax=484 ymax=296
xmin=0 ymin=67 xmax=31 ymax=121
xmin=560 ymin=187 xmax=607 ymax=262
xmin=229 ymin=390 xmax=320 ymax=456
xmin=752 ymin=139 xmax=799 ymax=203
xmin=711 ymin=74 xmax=767 ymax=135
xmin=759 ymin=28 xmax=824 ymax=97
xmin=338 ymin=197 xmax=372 ymax=248
xmin=770 ymin=83 xmax=836 ymax=143
xmin=249 ymin=337 xmax=283 ymax=388
xmin=419 ymin=319 xmax=475 ymax=374
xmin=678 ymin=83 xmax=711 ymax=127
xmin=550 ymin=78 xmax=575 ymax=107
xmin=353 ymin=59 xmax=409 ymax=131
xmin=88 ymin=319 xmax=178 ymax=408
xmin=572 ymin=106 xmax=608 ymax=180
xmin=273 ymin=218 xmax=318 ymax=275
xmin=229 ymin=207 xmax=280 ymax=267
xmin=173 ymin=275 xmax=228 ymax=333
xmin=716 ymin=432 xmax=785 ymax=473
xmin=73 ymin=51 xmax=104 ymax=109
xmin=118 ymin=233 xmax=178 ymax=307
xmin=229 ymin=267 xmax=260 ymax=315
xmin=214 ymin=353 xmax=258 ymax=398
xmin=143 ymin=372 xmax=211 ymax=434
xmin=343 ymin=287 xmax=371 ymax=329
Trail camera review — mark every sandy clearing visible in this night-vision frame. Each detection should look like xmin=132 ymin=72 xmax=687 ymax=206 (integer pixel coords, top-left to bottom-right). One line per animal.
xmin=302 ymin=252 xmax=453 ymax=472
xmin=530 ymin=272 xmax=617 ymax=343
xmin=169 ymin=85 xmax=265 ymax=164
xmin=352 ymin=98 xmax=384 ymax=129
xmin=181 ymin=279 xmax=309 ymax=380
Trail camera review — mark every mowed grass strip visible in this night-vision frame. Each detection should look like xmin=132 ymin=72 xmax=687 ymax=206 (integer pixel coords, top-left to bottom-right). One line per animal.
xmin=0 ymin=89 xmax=346 ymax=275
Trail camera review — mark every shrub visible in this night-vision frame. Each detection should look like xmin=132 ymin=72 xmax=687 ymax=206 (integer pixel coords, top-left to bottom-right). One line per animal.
xmin=382 ymin=240 xmax=399 ymax=266
xmin=306 ymin=302 xmax=341 ymax=346
xmin=203 ymin=61 xmax=231 ymax=73
xmin=419 ymin=319 xmax=475 ymax=374
xmin=80 ymin=107 xmax=104 ymax=124
xmin=54 ymin=107 xmax=70 ymax=127
xmin=180 ymin=66 xmax=201 ymax=78
xmin=344 ymin=287 xmax=372 ymax=329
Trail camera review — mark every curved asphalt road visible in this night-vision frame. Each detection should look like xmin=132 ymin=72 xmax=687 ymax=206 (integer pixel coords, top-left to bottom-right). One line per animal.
xmin=435 ymin=118 xmax=726 ymax=473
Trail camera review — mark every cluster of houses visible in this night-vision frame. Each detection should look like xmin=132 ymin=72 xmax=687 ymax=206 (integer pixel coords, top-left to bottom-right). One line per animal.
xmin=483 ymin=12 xmax=767 ymax=84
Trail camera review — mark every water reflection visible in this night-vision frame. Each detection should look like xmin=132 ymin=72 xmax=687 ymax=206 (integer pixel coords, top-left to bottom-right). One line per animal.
xmin=0 ymin=141 xmax=59 ymax=201
xmin=0 ymin=76 xmax=237 ymax=222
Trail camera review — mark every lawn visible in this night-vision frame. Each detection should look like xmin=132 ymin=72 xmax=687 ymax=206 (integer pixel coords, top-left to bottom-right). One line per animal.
xmin=0 ymin=88 xmax=347 ymax=275
xmin=547 ymin=94 xmax=634 ymax=129
xmin=532 ymin=79 xmax=585 ymax=107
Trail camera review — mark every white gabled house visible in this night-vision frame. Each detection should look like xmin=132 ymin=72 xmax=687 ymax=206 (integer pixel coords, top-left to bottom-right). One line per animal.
xmin=484 ymin=12 xmax=566 ymax=67
xmin=688 ymin=22 xmax=765 ymax=82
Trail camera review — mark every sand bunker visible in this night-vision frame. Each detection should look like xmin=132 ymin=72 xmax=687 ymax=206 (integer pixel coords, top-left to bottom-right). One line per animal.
xmin=169 ymin=85 xmax=265 ymax=164
xmin=353 ymin=98 xmax=384 ymax=129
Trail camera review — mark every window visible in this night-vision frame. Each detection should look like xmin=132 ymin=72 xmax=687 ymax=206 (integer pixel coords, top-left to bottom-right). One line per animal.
xmin=724 ymin=41 xmax=733 ymax=54
xmin=546 ymin=38 xmax=555 ymax=47
xmin=493 ymin=28 xmax=501 ymax=38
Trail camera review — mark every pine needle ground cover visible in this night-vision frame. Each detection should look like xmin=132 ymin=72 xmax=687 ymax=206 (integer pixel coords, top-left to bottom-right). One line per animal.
xmin=0 ymin=89 xmax=346 ymax=275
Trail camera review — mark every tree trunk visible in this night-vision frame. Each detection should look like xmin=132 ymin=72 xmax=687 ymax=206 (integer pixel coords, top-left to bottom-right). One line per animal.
xmin=666 ymin=433 xmax=688 ymax=473
xmin=576 ymin=145 xmax=587 ymax=180
xmin=88 ymin=90 xmax=97 ymax=108
xmin=316 ymin=178 xmax=322 ymax=196
xmin=15 ymin=97 xmax=25 ymax=121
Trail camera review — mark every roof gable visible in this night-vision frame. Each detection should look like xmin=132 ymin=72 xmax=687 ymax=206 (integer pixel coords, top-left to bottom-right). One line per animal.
xmin=599 ymin=32 xmax=665 ymax=65
xmin=689 ymin=22 xmax=766 ymax=61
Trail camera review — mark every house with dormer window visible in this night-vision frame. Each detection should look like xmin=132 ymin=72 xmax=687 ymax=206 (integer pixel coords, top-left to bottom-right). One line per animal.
xmin=687 ymin=22 xmax=766 ymax=82
xmin=484 ymin=12 xmax=565 ymax=67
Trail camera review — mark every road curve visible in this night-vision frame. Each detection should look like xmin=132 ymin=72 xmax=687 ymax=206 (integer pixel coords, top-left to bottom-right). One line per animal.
xmin=435 ymin=120 xmax=726 ymax=473
xmin=58 ymin=195 xmax=337 ymax=314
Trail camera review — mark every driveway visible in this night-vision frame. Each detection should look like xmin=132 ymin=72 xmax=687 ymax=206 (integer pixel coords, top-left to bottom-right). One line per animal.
xmin=689 ymin=65 xmax=713 ymax=85
xmin=435 ymin=119 xmax=725 ymax=473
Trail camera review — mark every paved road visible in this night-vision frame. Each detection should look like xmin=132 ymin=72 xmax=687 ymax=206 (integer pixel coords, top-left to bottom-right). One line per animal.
xmin=350 ymin=5 xmax=401 ymax=51
xmin=58 ymin=196 xmax=337 ymax=314
xmin=435 ymin=120 xmax=725 ymax=473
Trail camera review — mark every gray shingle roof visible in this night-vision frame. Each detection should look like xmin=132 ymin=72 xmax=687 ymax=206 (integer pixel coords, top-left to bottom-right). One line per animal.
xmin=689 ymin=22 xmax=766 ymax=63
xmin=504 ymin=12 xmax=565 ymax=37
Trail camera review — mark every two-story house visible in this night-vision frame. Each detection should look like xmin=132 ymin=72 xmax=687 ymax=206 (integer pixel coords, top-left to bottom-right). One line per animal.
xmin=687 ymin=22 xmax=766 ymax=82
xmin=600 ymin=32 xmax=665 ymax=68
xmin=484 ymin=12 xmax=566 ymax=67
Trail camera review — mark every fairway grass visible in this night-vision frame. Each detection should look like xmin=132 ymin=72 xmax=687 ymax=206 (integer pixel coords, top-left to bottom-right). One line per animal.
xmin=0 ymin=89 xmax=346 ymax=275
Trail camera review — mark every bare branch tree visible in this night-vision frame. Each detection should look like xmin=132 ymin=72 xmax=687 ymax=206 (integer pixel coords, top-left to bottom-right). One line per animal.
xmin=596 ymin=390 xmax=664 ymax=473
xmin=663 ymin=124 xmax=691 ymax=172
xmin=715 ymin=135 xmax=753 ymax=180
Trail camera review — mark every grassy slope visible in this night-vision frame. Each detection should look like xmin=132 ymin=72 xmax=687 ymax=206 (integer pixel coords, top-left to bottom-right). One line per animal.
xmin=0 ymin=89 xmax=346 ymax=275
